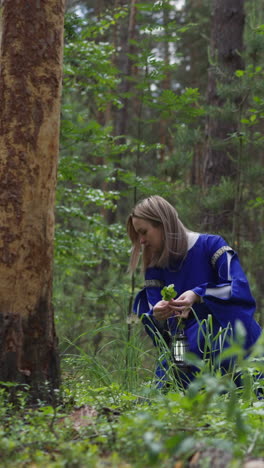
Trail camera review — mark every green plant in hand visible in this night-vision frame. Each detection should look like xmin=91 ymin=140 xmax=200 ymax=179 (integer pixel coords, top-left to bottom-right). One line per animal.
xmin=161 ymin=284 xmax=177 ymax=301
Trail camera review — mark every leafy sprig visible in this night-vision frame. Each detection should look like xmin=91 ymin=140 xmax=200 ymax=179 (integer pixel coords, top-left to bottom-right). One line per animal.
xmin=161 ymin=284 xmax=177 ymax=301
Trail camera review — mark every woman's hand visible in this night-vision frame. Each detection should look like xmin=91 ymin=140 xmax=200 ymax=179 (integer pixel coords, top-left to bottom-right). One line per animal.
xmin=169 ymin=290 xmax=200 ymax=318
xmin=153 ymin=290 xmax=200 ymax=321
xmin=153 ymin=300 xmax=177 ymax=321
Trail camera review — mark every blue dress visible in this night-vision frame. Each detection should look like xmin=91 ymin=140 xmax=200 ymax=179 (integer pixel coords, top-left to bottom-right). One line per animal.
xmin=133 ymin=233 xmax=262 ymax=386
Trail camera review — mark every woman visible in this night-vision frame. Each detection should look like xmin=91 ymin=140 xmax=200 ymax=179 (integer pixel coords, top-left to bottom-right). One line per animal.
xmin=127 ymin=195 xmax=262 ymax=388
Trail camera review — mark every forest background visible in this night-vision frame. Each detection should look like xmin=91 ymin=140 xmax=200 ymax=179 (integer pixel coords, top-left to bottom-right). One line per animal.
xmin=56 ymin=0 xmax=264 ymax=361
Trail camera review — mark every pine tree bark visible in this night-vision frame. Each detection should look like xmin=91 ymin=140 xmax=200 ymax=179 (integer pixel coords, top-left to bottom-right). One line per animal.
xmin=0 ymin=0 xmax=65 ymax=400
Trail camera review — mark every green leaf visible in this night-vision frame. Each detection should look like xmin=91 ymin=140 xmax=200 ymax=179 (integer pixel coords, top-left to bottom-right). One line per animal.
xmin=235 ymin=70 xmax=245 ymax=77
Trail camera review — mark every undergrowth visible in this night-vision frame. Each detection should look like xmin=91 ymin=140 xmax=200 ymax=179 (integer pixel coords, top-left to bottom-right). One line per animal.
xmin=0 ymin=321 xmax=263 ymax=468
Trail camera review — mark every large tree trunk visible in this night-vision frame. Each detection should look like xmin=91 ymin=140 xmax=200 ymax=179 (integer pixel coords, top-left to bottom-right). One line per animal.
xmin=203 ymin=0 xmax=245 ymax=231
xmin=0 ymin=0 xmax=65 ymax=401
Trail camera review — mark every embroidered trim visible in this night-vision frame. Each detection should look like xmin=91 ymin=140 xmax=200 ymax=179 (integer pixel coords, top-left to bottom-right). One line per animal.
xmin=145 ymin=279 xmax=164 ymax=288
xmin=211 ymin=246 xmax=233 ymax=268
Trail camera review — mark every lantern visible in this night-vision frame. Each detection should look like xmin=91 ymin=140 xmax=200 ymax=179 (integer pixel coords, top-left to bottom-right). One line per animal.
xmin=172 ymin=330 xmax=190 ymax=368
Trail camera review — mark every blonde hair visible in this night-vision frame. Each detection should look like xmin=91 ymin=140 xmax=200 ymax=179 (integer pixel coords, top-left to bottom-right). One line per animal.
xmin=127 ymin=195 xmax=188 ymax=272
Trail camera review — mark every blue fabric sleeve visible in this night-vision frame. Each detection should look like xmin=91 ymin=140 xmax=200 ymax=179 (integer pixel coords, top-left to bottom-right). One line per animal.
xmin=133 ymin=288 xmax=171 ymax=348
xmin=192 ymin=237 xmax=261 ymax=347
xmin=133 ymin=288 xmax=152 ymax=317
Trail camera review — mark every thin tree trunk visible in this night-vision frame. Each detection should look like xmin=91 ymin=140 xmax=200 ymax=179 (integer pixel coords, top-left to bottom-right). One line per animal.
xmin=159 ymin=3 xmax=173 ymax=163
xmin=0 ymin=0 xmax=65 ymax=401
xmin=186 ymin=0 xmax=210 ymax=187
xmin=203 ymin=0 xmax=245 ymax=230
xmin=114 ymin=0 xmax=137 ymax=140
xmin=106 ymin=0 xmax=137 ymax=224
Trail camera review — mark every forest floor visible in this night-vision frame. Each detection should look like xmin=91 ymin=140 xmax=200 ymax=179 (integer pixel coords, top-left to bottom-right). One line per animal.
xmin=1 ymin=368 xmax=263 ymax=468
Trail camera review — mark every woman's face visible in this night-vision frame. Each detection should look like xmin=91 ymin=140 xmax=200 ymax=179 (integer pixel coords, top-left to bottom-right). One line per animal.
xmin=132 ymin=217 xmax=164 ymax=254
